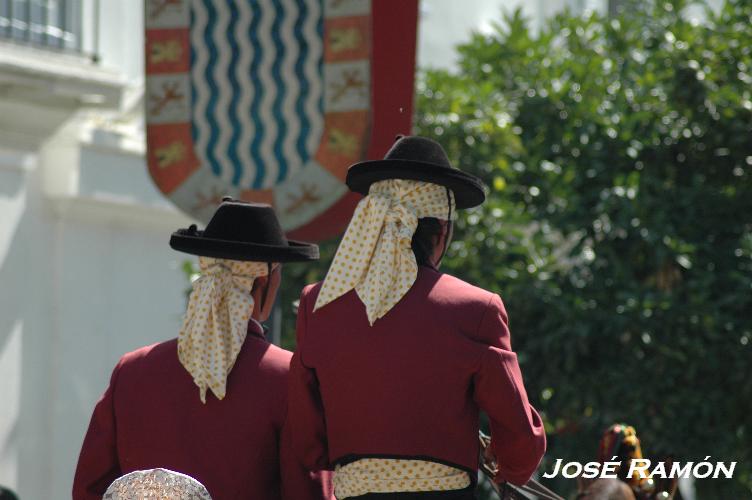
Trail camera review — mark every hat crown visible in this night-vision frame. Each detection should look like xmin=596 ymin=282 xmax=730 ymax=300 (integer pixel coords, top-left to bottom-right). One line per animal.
xmin=203 ymin=201 xmax=288 ymax=246
xmin=170 ymin=200 xmax=319 ymax=262
xmin=383 ymin=136 xmax=453 ymax=169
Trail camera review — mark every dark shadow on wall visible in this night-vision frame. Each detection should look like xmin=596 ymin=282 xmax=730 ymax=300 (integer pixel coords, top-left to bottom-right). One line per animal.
xmin=0 ymin=485 xmax=20 ymax=500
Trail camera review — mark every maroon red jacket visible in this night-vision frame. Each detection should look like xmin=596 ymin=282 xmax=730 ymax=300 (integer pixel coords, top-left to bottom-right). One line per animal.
xmin=73 ymin=321 xmax=333 ymax=500
xmin=288 ymin=266 xmax=546 ymax=486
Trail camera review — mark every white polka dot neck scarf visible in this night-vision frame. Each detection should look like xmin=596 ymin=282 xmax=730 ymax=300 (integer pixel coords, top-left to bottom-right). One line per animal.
xmin=178 ymin=256 xmax=271 ymax=403
xmin=314 ymin=179 xmax=456 ymax=325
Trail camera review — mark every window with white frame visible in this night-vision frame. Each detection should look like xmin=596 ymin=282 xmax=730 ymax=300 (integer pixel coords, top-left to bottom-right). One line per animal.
xmin=0 ymin=0 xmax=83 ymax=52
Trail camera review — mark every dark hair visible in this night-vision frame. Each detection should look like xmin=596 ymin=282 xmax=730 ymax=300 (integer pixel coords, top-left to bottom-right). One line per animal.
xmin=411 ymin=217 xmax=451 ymax=267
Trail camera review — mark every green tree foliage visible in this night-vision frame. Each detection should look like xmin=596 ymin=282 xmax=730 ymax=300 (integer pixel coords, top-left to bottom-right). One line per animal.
xmin=415 ymin=0 xmax=751 ymax=496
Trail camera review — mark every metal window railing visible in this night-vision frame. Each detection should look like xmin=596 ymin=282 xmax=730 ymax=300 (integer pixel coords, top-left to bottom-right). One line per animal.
xmin=0 ymin=0 xmax=98 ymax=61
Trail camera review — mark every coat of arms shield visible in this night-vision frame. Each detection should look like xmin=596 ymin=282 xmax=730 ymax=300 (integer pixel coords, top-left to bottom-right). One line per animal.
xmin=145 ymin=0 xmax=418 ymax=240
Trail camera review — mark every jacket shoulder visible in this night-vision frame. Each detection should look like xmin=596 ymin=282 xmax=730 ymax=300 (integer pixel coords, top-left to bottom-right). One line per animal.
xmin=258 ymin=342 xmax=294 ymax=372
xmin=301 ymin=281 xmax=323 ymax=307
xmin=429 ymin=271 xmax=498 ymax=307
xmin=300 ymin=271 xmax=499 ymax=316
xmin=426 ymin=271 xmax=511 ymax=349
xmin=437 ymin=272 xmax=495 ymax=297
xmin=118 ymin=339 xmax=176 ymax=367
xmin=112 ymin=340 xmax=177 ymax=381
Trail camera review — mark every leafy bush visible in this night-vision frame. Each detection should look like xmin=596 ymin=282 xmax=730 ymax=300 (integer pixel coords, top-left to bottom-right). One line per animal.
xmin=414 ymin=0 xmax=751 ymax=497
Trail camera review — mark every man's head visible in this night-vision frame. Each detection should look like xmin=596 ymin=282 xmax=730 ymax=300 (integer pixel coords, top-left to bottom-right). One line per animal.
xmin=314 ymin=136 xmax=487 ymax=325
xmin=170 ymin=199 xmax=319 ymax=401
xmin=347 ymin=135 xmax=484 ymax=273
xmin=171 ymin=199 xmax=320 ymax=325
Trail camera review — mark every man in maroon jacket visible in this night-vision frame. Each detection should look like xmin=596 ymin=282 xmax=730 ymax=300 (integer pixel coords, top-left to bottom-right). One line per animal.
xmin=288 ymin=136 xmax=546 ymax=499
xmin=73 ymin=200 xmax=333 ymax=500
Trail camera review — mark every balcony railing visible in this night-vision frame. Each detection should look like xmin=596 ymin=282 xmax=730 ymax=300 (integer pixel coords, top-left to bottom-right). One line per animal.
xmin=0 ymin=0 xmax=98 ymax=60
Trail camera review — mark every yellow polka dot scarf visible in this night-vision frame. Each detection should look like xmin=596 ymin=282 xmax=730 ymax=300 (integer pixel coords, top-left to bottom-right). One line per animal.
xmin=178 ymin=256 xmax=270 ymax=403
xmin=333 ymin=458 xmax=471 ymax=498
xmin=314 ymin=179 xmax=455 ymax=325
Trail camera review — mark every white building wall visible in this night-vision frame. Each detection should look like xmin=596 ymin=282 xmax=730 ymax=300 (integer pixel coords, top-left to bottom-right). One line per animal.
xmin=0 ymin=129 xmax=195 ymax=499
xmin=48 ymin=206 xmax=191 ymax=495
xmin=417 ymin=0 xmax=606 ymax=69
xmin=96 ymin=1 xmax=145 ymax=84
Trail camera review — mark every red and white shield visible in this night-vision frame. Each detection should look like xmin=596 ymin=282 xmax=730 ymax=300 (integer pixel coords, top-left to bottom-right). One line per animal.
xmin=144 ymin=0 xmax=418 ymax=240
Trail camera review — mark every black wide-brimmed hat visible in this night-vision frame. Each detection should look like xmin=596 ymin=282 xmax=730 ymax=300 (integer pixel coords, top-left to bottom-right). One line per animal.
xmin=346 ymin=135 xmax=486 ymax=209
xmin=170 ymin=199 xmax=319 ymax=262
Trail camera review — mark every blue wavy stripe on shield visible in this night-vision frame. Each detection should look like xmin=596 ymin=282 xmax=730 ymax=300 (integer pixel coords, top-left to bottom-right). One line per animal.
xmin=249 ymin=0 xmax=266 ymax=189
xmin=189 ymin=6 xmax=202 ymax=172
xmin=202 ymin=0 xmax=222 ymax=177
xmin=316 ymin=5 xmax=324 ymax=119
xmin=190 ymin=5 xmax=197 ymax=154
xmin=226 ymin=1 xmax=243 ymax=186
xmin=293 ymin=0 xmax=310 ymax=166
xmin=271 ymin=0 xmax=289 ymax=183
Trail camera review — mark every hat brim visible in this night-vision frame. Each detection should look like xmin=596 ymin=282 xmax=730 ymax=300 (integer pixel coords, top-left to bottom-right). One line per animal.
xmin=169 ymin=232 xmax=319 ymax=262
xmin=346 ymin=159 xmax=486 ymax=209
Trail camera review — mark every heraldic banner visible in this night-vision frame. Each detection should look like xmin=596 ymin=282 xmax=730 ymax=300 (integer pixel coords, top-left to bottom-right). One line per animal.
xmin=144 ymin=0 xmax=419 ymax=241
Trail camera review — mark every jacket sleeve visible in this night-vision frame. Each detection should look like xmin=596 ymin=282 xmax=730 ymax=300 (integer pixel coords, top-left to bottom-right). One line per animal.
xmin=280 ymin=414 xmax=335 ymax=500
xmin=472 ymin=294 xmax=546 ymax=486
xmin=287 ymin=286 xmax=331 ymax=471
xmin=72 ymin=360 xmax=123 ymax=499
